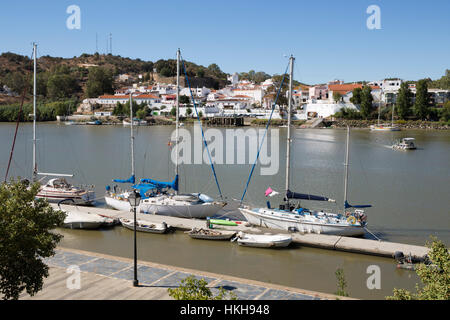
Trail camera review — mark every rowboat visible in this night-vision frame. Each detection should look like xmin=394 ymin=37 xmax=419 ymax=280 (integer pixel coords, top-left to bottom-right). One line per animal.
xmin=232 ymin=232 xmax=292 ymax=248
xmin=186 ymin=228 xmax=236 ymax=240
xmin=119 ymin=218 xmax=168 ymax=234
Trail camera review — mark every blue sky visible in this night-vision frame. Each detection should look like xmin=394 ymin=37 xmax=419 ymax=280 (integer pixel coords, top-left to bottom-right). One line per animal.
xmin=1 ymin=0 xmax=449 ymax=84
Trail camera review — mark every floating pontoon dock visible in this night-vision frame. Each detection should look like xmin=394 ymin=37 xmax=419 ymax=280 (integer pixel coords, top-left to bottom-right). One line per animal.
xmin=53 ymin=204 xmax=429 ymax=259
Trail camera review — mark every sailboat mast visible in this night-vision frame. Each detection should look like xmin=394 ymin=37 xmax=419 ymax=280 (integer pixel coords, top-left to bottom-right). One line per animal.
xmin=285 ymin=55 xmax=294 ymax=205
xmin=175 ymin=48 xmax=180 ymax=195
xmin=32 ymin=42 xmax=37 ymax=182
xmin=343 ymin=126 xmax=350 ymax=212
xmin=130 ymin=93 xmax=135 ymax=178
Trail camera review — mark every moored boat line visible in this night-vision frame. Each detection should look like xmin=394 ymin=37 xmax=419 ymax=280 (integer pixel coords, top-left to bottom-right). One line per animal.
xmin=51 ymin=204 xmax=430 ymax=259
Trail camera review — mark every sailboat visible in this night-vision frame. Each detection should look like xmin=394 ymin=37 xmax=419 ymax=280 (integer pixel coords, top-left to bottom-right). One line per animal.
xmin=238 ymin=56 xmax=370 ymax=237
xmin=370 ymin=96 xmax=400 ymax=131
xmin=106 ymin=49 xmax=225 ymax=218
xmin=30 ymin=43 xmax=95 ymax=205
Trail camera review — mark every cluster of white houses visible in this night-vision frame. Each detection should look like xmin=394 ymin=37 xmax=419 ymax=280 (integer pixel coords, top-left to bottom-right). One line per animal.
xmin=78 ymin=74 xmax=450 ymax=120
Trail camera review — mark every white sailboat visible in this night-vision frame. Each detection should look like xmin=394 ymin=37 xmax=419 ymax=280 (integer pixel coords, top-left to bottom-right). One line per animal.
xmin=106 ymin=49 xmax=225 ymax=218
xmin=239 ymin=56 xmax=370 ymax=237
xmin=370 ymin=97 xmax=400 ymax=131
xmin=30 ymin=43 xmax=95 ymax=205
xmin=105 ymin=92 xmax=139 ymax=211
xmin=138 ymin=49 xmax=225 ymax=217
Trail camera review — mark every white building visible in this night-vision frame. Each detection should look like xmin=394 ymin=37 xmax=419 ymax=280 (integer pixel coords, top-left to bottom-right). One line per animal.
xmin=368 ymin=79 xmax=402 ymax=92
xmin=180 ymin=86 xmax=211 ymax=98
xmin=304 ymin=102 xmax=359 ymax=118
xmin=227 ymin=73 xmax=239 ymax=85
xmin=231 ymin=87 xmax=264 ymax=105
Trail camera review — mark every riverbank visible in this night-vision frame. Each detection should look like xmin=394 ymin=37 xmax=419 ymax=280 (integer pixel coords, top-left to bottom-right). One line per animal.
xmin=14 ymin=247 xmax=341 ymax=300
xmin=330 ymin=119 xmax=450 ymax=130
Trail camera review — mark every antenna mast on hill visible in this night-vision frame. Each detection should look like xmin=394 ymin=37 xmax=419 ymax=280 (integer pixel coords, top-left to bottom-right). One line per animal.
xmin=109 ymin=33 xmax=112 ymax=54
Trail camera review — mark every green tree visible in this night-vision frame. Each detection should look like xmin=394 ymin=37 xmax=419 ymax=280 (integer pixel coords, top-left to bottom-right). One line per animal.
xmin=413 ymin=79 xmax=430 ymax=120
xmin=179 ymin=95 xmax=190 ymax=104
xmin=47 ymin=73 xmax=78 ymax=100
xmin=350 ymin=87 xmax=362 ymax=105
xmin=86 ymin=67 xmax=114 ymax=98
xmin=440 ymin=101 xmax=450 ymax=122
xmin=387 ymin=237 xmax=449 ymax=300
xmin=170 ymin=107 xmax=176 ymax=117
xmin=0 ymin=179 xmax=65 ymax=300
xmin=136 ymin=108 xmax=147 ymax=120
xmin=207 ymin=63 xmax=222 ymax=76
xmin=186 ymin=107 xmax=193 ymax=116
xmin=196 ymin=68 xmax=205 ymax=78
xmin=396 ymin=82 xmax=413 ymax=120
xmin=168 ymin=275 xmax=236 ymax=300
xmin=360 ymin=86 xmax=373 ymax=119
xmin=333 ymin=92 xmax=343 ymax=103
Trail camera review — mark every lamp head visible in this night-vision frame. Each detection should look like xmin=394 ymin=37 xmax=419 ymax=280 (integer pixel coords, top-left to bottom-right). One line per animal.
xmin=128 ymin=190 xmax=141 ymax=208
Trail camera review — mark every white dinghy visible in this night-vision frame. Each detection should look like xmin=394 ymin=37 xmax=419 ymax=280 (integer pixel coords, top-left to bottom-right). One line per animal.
xmin=233 ymin=232 xmax=292 ymax=248
xmin=119 ymin=218 xmax=168 ymax=234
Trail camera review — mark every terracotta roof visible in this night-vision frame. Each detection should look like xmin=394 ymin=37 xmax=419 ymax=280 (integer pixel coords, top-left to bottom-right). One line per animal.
xmin=233 ymin=95 xmax=252 ymax=98
xmin=135 ymin=94 xmax=159 ymax=99
xmin=99 ymin=95 xmax=129 ymax=99
xmin=328 ymin=83 xmax=379 ymax=95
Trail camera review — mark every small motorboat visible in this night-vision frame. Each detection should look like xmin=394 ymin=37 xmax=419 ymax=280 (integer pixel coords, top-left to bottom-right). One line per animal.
xmin=186 ymin=228 xmax=236 ymax=240
xmin=392 ymin=138 xmax=416 ymax=150
xmin=63 ymin=211 xmax=111 ymax=229
xmin=232 ymin=232 xmax=292 ymax=248
xmin=119 ymin=218 xmax=168 ymax=234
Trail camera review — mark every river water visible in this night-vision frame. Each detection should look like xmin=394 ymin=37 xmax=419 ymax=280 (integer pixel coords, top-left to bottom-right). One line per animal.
xmin=1 ymin=122 xmax=449 ymax=299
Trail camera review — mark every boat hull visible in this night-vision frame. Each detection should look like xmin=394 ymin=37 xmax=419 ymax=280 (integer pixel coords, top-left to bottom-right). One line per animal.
xmin=237 ymin=238 xmax=291 ymax=248
xmin=119 ymin=219 xmax=167 ymax=234
xmin=63 ymin=221 xmax=104 ymax=229
xmin=239 ymin=208 xmax=365 ymax=237
xmin=188 ymin=230 xmax=236 ymax=240
xmin=36 ymin=190 xmax=95 ymax=206
xmin=105 ymin=195 xmax=131 ymax=211
xmin=105 ymin=194 xmax=224 ymax=219
xmin=140 ymin=202 xmax=224 ymax=218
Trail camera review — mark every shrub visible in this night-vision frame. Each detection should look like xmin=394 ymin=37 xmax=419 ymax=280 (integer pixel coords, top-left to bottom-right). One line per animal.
xmin=167 ymin=275 xmax=236 ymax=300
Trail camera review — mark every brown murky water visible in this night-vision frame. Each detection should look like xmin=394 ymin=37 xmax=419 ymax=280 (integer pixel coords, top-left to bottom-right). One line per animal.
xmin=1 ymin=123 xmax=449 ymax=299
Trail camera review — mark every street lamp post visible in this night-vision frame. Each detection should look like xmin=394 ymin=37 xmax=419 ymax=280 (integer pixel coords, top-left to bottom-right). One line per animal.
xmin=128 ymin=190 xmax=141 ymax=287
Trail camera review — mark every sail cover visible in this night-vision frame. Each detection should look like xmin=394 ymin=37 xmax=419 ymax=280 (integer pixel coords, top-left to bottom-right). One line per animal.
xmin=344 ymin=200 xmax=372 ymax=209
xmin=113 ymin=175 xmax=135 ymax=184
xmin=140 ymin=174 xmax=178 ymax=191
xmin=286 ymin=190 xmax=335 ymax=202
xmin=132 ymin=183 xmax=157 ymax=198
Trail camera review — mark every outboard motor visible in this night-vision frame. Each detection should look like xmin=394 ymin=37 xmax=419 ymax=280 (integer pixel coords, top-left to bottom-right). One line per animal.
xmin=394 ymin=251 xmax=405 ymax=263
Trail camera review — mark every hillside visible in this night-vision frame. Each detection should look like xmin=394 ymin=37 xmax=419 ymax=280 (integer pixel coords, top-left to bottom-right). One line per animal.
xmin=0 ymin=52 xmax=229 ymax=104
